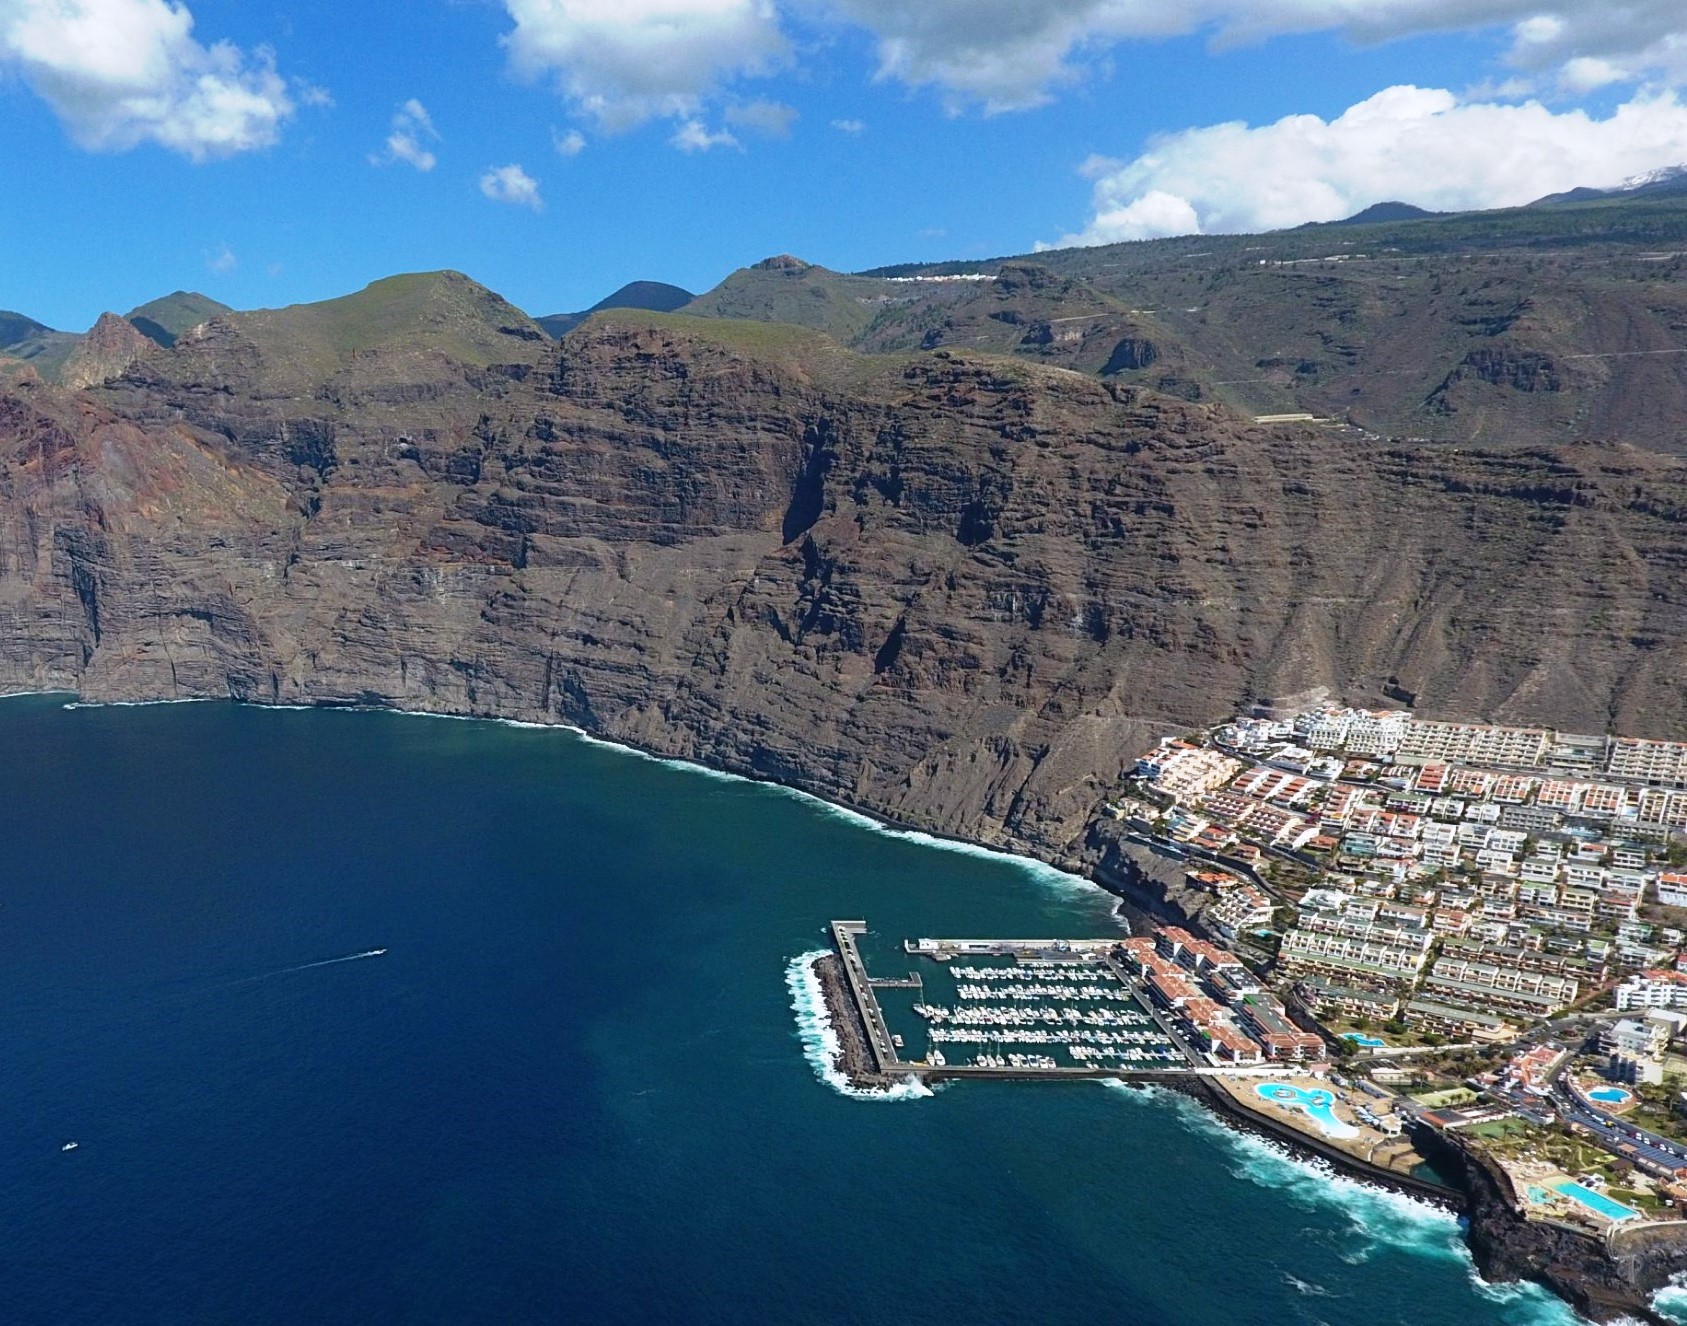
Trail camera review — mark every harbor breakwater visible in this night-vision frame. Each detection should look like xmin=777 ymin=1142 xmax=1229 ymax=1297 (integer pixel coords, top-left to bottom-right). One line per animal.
xmin=807 ymin=924 xmax=1687 ymax=1324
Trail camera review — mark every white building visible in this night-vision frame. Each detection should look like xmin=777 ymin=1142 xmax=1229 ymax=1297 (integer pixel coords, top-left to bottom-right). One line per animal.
xmin=1615 ymin=969 xmax=1687 ymax=1011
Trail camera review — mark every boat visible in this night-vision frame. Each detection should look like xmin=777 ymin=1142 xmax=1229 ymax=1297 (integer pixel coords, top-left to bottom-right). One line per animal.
xmin=61 ymin=1142 xmax=78 ymax=1152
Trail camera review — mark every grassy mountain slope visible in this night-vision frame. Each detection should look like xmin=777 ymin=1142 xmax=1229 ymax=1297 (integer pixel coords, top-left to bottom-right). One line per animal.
xmin=538 ymin=280 xmax=695 ymax=338
xmin=679 ymin=256 xmax=898 ymax=343
xmin=153 ymin=270 xmax=549 ymax=399
xmin=0 ymin=311 xmax=81 ymax=381
xmin=125 ymin=291 xmax=232 ymax=347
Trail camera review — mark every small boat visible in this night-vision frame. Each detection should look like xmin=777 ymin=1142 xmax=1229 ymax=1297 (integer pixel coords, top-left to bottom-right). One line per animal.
xmin=61 ymin=1142 xmax=78 ymax=1152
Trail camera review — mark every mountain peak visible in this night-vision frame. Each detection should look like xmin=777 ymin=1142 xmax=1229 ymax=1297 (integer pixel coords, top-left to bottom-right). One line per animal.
xmin=125 ymin=290 xmax=233 ymax=348
xmin=1330 ymin=201 xmax=1440 ymax=226
xmin=751 ymin=254 xmax=815 ymax=273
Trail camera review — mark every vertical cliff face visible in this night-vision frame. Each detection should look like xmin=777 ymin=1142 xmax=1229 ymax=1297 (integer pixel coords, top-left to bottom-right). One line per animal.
xmin=1 ymin=310 xmax=1686 ymax=861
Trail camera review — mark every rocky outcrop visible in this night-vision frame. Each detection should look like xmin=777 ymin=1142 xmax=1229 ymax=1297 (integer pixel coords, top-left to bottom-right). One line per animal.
xmin=58 ymin=313 xmax=153 ymax=391
xmin=1420 ymin=1127 xmax=1687 ymax=1324
xmin=1 ymin=314 xmax=1686 ymax=870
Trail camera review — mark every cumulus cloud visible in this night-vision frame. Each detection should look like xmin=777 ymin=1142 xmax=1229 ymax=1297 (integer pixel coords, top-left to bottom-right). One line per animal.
xmin=552 ymin=126 xmax=586 ymax=155
xmin=479 ymin=162 xmax=543 ymax=209
xmin=501 ymin=0 xmax=786 ymax=130
xmin=830 ymin=117 xmax=865 ymax=134
xmin=0 ymin=0 xmax=296 ymax=159
xmin=822 ymin=1 xmax=1687 ymax=113
xmin=206 ymin=242 xmax=236 ymax=274
xmin=373 ymin=98 xmax=439 ymax=171
xmin=669 ymin=118 xmax=738 ymax=152
xmin=1052 ymin=85 xmax=1687 ymax=246
xmin=724 ymin=96 xmax=796 ymax=137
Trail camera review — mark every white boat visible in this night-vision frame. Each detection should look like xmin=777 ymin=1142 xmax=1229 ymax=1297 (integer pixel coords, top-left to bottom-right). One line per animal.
xmin=61 ymin=1142 xmax=78 ymax=1152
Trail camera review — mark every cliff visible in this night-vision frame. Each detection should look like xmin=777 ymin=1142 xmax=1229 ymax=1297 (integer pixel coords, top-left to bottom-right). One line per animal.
xmin=1419 ymin=1127 xmax=1687 ymax=1324
xmin=1 ymin=306 xmax=1685 ymax=867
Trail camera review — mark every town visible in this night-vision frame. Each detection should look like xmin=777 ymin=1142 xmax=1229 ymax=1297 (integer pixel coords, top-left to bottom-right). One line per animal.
xmin=1109 ymin=705 xmax=1687 ymax=1232
xmin=817 ymin=705 xmax=1687 ymax=1252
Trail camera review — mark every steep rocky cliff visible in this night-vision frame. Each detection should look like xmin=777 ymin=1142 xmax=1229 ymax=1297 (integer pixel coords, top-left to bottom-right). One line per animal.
xmin=1 ymin=291 xmax=1685 ymax=864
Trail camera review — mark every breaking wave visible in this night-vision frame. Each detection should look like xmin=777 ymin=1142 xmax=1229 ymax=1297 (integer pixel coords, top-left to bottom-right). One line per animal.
xmin=1654 ymin=1279 xmax=1687 ymax=1323
xmin=563 ymin=725 xmax=1115 ymax=909
xmin=785 ymin=950 xmax=931 ymax=1103
xmin=1101 ymin=1082 xmax=1582 ymax=1323
xmin=57 ymin=696 xmax=1114 ymax=912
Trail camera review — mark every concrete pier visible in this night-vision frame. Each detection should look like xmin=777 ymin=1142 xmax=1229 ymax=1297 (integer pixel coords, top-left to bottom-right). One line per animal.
xmin=829 ymin=921 xmax=902 ymax=1073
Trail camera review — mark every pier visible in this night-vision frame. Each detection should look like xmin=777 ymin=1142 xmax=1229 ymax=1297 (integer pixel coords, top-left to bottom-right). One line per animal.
xmin=830 ymin=921 xmax=902 ymax=1074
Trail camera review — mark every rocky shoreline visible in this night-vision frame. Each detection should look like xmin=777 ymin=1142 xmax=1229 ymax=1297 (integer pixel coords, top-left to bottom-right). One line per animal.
xmin=812 ymin=953 xmax=902 ymax=1091
xmin=811 ymin=920 xmax=1685 ymax=1325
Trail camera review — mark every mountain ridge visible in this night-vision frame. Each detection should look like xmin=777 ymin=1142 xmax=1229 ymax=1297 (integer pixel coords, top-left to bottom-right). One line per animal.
xmin=0 ymin=295 xmax=1683 ymax=872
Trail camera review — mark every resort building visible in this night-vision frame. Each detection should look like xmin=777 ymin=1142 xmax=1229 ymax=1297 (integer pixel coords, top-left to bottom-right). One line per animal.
xmin=1396 ymin=720 xmax=1552 ymax=768
xmin=1608 ymin=738 xmax=1687 ymax=788
xmin=1402 ymin=999 xmax=1518 ymax=1041
xmin=1615 ymin=969 xmax=1687 ymax=1011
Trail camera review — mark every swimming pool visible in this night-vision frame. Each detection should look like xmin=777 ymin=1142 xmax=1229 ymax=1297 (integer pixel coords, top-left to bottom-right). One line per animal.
xmin=1341 ymin=1033 xmax=1385 ymax=1048
xmin=1589 ymin=1087 xmax=1633 ymax=1106
xmin=1255 ymin=1083 xmax=1360 ymax=1139
xmin=1554 ymin=1181 xmax=1640 ymax=1222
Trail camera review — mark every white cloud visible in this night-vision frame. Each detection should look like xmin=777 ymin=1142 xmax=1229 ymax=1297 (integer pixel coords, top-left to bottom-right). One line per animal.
xmin=0 ymin=0 xmax=296 ymax=159
xmin=819 ymin=1 xmax=1687 ymax=113
xmin=1052 ymin=85 xmax=1687 ymax=246
xmin=669 ymin=118 xmax=738 ymax=151
xmin=830 ymin=117 xmax=865 ymax=134
xmin=373 ymin=98 xmax=439 ymax=171
xmin=206 ymin=242 xmax=237 ymax=274
xmin=552 ymin=126 xmax=587 ymax=155
xmin=724 ymin=96 xmax=796 ymax=137
xmin=479 ymin=162 xmax=543 ymax=209
xmin=501 ymin=0 xmax=786 ymax=130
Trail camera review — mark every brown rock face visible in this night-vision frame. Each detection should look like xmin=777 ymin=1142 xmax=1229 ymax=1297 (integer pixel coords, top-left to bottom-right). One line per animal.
xmin=2 ymin=312 xmax=1685 ymax=866
xmin=57 ymin=313 xmax=155 ymax=390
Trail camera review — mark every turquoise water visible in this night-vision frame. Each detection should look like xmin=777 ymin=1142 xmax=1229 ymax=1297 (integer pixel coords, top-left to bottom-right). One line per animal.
xmin=1343 ymin=1033 xmax=1386 ymax=1047
xmin=0 ymin=697 xmax=1591 ymax=1324
xmin=1588 ymin=1087 xmax=1632 ymax=1105
xmin=1255 ymin=1083 xmax=1361 ymax=1139
xmin=1554 ymin=1181 xmax=1641 ymax=1222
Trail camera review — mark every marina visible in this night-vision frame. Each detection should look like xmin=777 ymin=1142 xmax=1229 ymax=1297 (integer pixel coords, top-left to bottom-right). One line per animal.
xmin=829 ymin=921 xmax=1195 ymax=1082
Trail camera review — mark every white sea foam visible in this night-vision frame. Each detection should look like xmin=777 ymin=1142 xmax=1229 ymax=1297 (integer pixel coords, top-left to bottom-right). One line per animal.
xmin=392 ymin=707 xmax=1114 ymax=909
xmin=61 ymin=696 xmax=220 ymax=710
xmin=48 ymin=694 xmax=1113 ymax=909
xmin=565 ymin=724 xmax=1114 ymax=907
xmin=785 ymin=950 xmax=931 ymax=1103
xmin=1655 ymin=1278 xmax=1687 ymax=1323
xmin=1101 ymin=1082 xmax=1583 ymax=1323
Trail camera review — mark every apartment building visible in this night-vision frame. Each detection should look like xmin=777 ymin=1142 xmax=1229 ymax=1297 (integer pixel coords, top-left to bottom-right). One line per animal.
xmin=1397 ymin=721 xmax=1552 ymax=768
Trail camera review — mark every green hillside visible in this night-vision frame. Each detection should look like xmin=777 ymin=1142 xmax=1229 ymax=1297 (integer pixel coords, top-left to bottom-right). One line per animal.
xmin=125 ymin=291 xmax=232 ymax=347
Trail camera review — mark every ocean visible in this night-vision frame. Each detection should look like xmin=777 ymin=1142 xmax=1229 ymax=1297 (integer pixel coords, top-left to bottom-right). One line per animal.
xmin=0 ymin=695 xmax=1610 ymax=1324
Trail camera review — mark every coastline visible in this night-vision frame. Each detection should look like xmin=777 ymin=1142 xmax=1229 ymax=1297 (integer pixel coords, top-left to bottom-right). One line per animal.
xmin=20 ymin=688 xmax=1687 ymax=1322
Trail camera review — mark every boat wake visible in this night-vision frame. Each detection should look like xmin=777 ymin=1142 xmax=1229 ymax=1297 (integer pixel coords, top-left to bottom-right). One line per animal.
xmin=218 ymin=949 xmax=389 ymax=989
xmin=785 ymin=951 xmax=931 ymax=1103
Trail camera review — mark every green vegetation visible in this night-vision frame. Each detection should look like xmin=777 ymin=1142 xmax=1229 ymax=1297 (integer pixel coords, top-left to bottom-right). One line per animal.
xmin=0 ymin=309 xmax=79 ymax=380
xmin=1412 ymin=1086 xmax=1479 ymax=1108
xmin=124 ymin=291 xmax=231 ymax=347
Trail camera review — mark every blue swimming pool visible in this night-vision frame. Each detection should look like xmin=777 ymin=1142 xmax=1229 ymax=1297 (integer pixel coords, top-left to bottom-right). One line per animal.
xmin=1589 ymin=1087 xmax=1633 ymax=1105
xmin=1555 ymin=1181 xmax=1639 ymax=1222
xmin=1255 ymin=1083 xmax=1360 ymax=1139
xmin=1341 ymin=1033 xmax=1385 ymax=1047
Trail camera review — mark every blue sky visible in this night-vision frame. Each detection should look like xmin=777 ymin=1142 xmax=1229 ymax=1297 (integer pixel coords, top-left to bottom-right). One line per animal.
xmin=4 ymin=0 xmax=1687 ymax=330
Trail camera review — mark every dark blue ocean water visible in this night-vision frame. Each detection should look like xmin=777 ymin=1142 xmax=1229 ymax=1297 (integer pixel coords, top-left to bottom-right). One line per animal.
xmin=0 ymin=697 xmax=1597 ymax=1324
